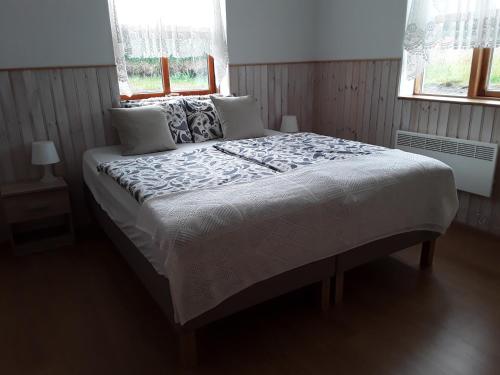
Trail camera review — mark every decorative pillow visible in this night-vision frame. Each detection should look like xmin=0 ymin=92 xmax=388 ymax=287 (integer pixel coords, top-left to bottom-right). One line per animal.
xmin=183 ymin=98 xmax=223 ymax=143
xmin=121 ymin=97 xmax=193 ymax=143
xmin=210 ymin=95 xmax=265 ymax=140
xmin=110 ymin=105 xmax=177 ymax=156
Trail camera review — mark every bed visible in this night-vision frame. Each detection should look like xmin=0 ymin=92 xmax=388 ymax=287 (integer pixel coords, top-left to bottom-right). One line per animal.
xmin=83 ymin=129 xmax=458 ymax=366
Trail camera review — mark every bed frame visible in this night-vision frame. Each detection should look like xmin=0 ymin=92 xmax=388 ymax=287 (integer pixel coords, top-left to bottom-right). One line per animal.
xmin=85 ymin=184 xmax=439 ymax=367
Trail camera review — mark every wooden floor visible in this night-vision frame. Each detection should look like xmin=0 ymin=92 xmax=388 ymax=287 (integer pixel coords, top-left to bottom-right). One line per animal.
xmin=1 ymin=224 xmax=500 ymax=375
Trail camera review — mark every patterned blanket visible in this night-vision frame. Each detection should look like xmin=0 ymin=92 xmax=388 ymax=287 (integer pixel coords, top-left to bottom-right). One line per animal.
xmin=214 ymin=132 xmax=387 ymax=172
xmin=97 ymin=147 xmax=276 ymax=203
xmin=98 ymin=133 xmax=387 ymax=203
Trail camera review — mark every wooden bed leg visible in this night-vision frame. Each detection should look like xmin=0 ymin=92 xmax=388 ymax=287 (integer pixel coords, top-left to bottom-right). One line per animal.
xmin=334 ymin=271 xmax=344 ymax=305
xmin=420 ymin=239 xmax=436 ymax=269
xmin=179 ymin=331 xmax=197 ymax=368
xmin=320 ymin=278 xmax=331 ymax=313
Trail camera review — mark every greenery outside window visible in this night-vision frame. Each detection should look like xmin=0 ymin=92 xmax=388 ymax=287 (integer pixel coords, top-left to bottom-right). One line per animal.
xmin=120 ymin=55 xmax=216 ymax=100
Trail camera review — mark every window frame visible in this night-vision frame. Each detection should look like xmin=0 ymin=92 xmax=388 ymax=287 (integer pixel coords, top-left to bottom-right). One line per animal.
xmin=120 ymin=54 xmax=217 ymax=100
xmin=413 ymin=48 xmax=500 ymax=100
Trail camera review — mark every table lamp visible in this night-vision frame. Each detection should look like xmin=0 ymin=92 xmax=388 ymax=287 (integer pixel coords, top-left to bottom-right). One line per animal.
xmin=32 ymin=141 xmax=60 ymax=183
xmin=280 ymin=115 xmax=299 ymax=133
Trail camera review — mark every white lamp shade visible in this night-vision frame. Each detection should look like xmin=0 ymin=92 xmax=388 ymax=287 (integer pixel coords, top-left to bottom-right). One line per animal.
xmin=32 ymin=141 xmax=60 ymax=165
xmin=280 ymin=115 xmax=299 ymax=133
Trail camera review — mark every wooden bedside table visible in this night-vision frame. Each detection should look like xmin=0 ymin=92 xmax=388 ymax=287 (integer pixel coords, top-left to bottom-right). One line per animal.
xmin=0 ymin=178 xmax=74 ymax=255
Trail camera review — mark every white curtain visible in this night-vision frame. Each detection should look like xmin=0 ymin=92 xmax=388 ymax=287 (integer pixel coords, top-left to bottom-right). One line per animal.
xmin=108 ymin=0 xmax=228 ymax=96
xmin=404 ymin=0 xmax=500 ymax=78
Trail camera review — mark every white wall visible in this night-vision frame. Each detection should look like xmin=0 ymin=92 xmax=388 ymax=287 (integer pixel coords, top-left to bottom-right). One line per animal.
xmin=0 ymin=0 xmax=115 ymax=69
xmin=225 ymin=0 xmax=318 ymax=65
xmin=0 ymin=0 xmax=407 ymax=69
xmin=315 ymin=0 xmax=407 ymax=60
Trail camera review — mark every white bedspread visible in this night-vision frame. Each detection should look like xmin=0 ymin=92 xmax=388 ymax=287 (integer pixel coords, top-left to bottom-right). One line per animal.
xmin=136 ymin=149 xmax=458 ymax=324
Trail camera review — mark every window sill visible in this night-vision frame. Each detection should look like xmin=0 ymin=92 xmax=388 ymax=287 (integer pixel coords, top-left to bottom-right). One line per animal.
xmin=398 ymin=94 xmax=500 ymax=107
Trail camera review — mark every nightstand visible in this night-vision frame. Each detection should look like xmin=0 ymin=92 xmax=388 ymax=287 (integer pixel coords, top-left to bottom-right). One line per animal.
xmin=0 ymin=178 xmax=74 ymax=255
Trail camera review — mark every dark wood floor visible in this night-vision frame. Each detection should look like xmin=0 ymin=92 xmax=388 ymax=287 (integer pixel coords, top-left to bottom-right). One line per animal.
xmin=1 ymin=224 xmax=500 ymax=375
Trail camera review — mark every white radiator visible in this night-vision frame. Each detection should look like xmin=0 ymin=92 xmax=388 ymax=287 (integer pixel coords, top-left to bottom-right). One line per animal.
xmin=395 ymin=130 xmax=498 ymax=197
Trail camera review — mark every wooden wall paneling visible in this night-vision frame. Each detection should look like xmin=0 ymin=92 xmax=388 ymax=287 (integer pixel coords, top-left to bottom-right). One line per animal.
xmin=290 ymin=64 xmax=300 ymax=130
xmin=9 ymin=71 xmax=38 ymax=179
xmin=489 ymin=109 xmax=500 ymax=235
xmin=353 ymin=61 xmax=367 ymax=142
xmin=341 ymin=62 xmax=353 ymax=139
xmin=314 ymin=63 xmax=325 ymax=134
xmin=321 ymin=63 xmax=331 ymax=135
xmin=400 ymin=100 xmax=412 ymax=131
xmin=465 ymin=106 xmax=484 ymax=227
xmin=245 ymin=66 xmax=254 ymax=98
xmin=436 ymin=103 xmax=450 ymax=137
xmin=328 ymin=62 xmax=338 ymax=137
xmin=322 ymin=63 xmax=334 ymax=136
xmin=237 ymin=66 xmax=246 ymax=96
xmin=0 ymin=72 xmax=18 ymax=183
xmin=286 ymin=64 xmax=297 ymax=128
xmin=382 ymin=60 xmax=399 ymax=147
xmin=390 ymin=97 xmax=403 ymax=148
xmin=34 ymin=70 xmax=65 ymax=177
xmin=61 ymin=69 xmax=87 ymax=174
xmin=296 ymin=64 xmax=306 ymax=131
xmin=375 ymin=60 xmax=391 ymax=146
xmin=408 ymin=101 xmax=420 ymax=132
xmin=471 ymin=106 xmax=495 ymax=230
xmin=455 ymin=105 xmax=473 ymax=224
xmin=252 ymin=65 xmax=261 ymax=121
xmin=360 ymin=61 xmax=375 ymax=142
xmin=427 ymin=102 xmax=440 ymax=136
xmin=280 ymin=65 xmax=288 ymax=118
xmin=96 ymin=67 xmax=118 ymax=145
xmin=260 ymin=65 xmax=269 ymax=129
xmin=273 ymin=65 xmax=282 ymax=131
xmin=302 ymin=64 xmax=310 ymax=132
xmin=229 ymin=66 xmax=238 ymax=96
xmin=49 ymin=69 xmax=77 ymax=185
xmin=334 ymin=62 xmax=346 ymax=138
xmin=22 ymin=71 xmax=48 ymax=142
xmin=74 ymin=69 xmax=97 ymax=149
xmin=347 ymin=62 xmax=360 ymax=140
xmin=368 ymin=61 xmax=383 ymax=144
xmin=0 ymin=99 xmax=15 ymax=183
xmin=296 ymin=64 xmax=304 ymax=130
xmin=85 ymin=68 xmax=106 ymax=147
xmin=446 ymin=104 xmax=461 ymax=138
xmin=267 ymin=65 xmax=276 ymax=129
xmin=60 ymin=69 xmax=93 ymax=225
xmin=417 ymin=101 xmax=430 ymax=134
xmin=107 ymin=67 xmax=121 ymax=109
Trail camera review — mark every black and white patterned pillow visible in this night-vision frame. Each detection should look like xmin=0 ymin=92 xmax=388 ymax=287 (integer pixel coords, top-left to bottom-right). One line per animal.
xmin=183 ymin=98 xmax=223 ymax=143
xmin=121 ymin=98 xmax=193 ymax=143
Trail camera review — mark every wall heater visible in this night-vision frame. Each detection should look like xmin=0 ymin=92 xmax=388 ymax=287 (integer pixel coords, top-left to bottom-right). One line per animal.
xmin=395 ymin=130 xmax=498 ymax=197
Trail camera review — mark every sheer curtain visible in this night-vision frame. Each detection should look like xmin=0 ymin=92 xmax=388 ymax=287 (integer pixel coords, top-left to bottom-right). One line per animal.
xmin=108 ymin=0 xmax=228 ymax=96
xmin=404 ymin=0 xmax=500 ymax=78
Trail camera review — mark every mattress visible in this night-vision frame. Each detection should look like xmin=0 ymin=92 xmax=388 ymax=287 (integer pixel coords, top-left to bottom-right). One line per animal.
xmin=82 ymin=130 xmax=281 ymax=273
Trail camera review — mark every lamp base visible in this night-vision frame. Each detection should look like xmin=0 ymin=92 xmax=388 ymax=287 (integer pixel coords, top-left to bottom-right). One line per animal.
xmin=40 ymin=165 xmax=58 ymax=183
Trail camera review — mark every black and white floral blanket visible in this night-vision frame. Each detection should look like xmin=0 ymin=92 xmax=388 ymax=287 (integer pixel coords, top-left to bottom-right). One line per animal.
xmin=214 ymin=132 xmax=387 ymax=172
xmin=98 ymin=133 xmax=387 ymax=204
xmin=97 ymin=148 xmax=276 ymax=203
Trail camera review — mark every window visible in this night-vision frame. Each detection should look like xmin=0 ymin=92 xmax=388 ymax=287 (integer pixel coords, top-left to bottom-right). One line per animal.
xmin=414 ymin=48 xmax=500 ymax=100
xmin=108 ymin=0 xmax=227 ymax=99
xmin=120 ymin=55 xmax=216 ymax=100
xmin=403 ymin=0 xmax=500 ymax=102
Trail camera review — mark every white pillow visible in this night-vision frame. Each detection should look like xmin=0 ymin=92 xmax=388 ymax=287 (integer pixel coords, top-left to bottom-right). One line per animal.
xmin=210 ymin=95 xmax=265 ymax=140
xmin=110 ymin=105 xmax=177 ymax=156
